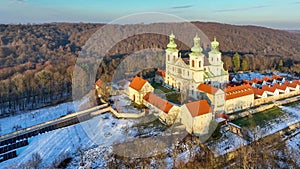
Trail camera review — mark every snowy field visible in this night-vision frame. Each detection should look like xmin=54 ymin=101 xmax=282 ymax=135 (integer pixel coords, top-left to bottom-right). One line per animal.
xmin=206 ymin=128 xmax=248 ymax=156
xmin=0 ymin=96 xmax=92 ymax=136
xmin=1 ymin=113 xmax=136 ymax=168
xmin=111 ymin=94 xmax=141 ymax=114
xmin=285 ymin=133 xmax=300 ymax=166
xmin=0 ymin=102 xmax=77 ymax=136
xmin=255 ymin=105 xmax=300 ymax=138
xmin=207 ymin=103 xmax=300 ymax=156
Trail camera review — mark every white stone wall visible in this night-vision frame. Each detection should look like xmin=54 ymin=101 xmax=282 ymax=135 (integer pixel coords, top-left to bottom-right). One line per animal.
xmin=225 ymin=94 xmax=254 ymax=113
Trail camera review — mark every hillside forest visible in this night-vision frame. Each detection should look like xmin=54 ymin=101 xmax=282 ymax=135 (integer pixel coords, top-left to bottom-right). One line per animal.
xmin=1 ymin=22 xmax=300 ymax=116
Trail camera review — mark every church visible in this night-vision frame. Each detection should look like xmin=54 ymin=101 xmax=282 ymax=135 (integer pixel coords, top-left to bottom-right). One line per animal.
xmin=164 ymin=33 xmax=229 ymax=98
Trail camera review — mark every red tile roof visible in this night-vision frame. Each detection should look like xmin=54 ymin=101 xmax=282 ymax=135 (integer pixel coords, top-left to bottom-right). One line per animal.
xmin=143 ymin=92 xmax=174 ymax=114
xmin=95 ymin=79 xmax=102 ymax=87
xmin=156 ymin=69 xmax=166 ymax=77
xmin=252 ymin=87 xmax=265 ymax=96
xmin=129 ymin=76 xmax=147 ymax=91
xmin=262 ymin=85 xmax=277 ymax=93
xmin=272 ymin=75 xmax=284 ymax=80
xmin=185 ymin=100 xmax=212 ymax=117
xmin=285 ymin=80 xmax=299 ymax=88
xmin=197 ymin=84 xmax=219 ymax=95
xmin=274 ymin=83 xmax=288 ymax=91
xmin=252 ymin=78 xmax=262 ymax=83
xmin=242 ymin=79 xmax=253 ymax=85
xmin=225 ymin=84 xmax=254 ymax=100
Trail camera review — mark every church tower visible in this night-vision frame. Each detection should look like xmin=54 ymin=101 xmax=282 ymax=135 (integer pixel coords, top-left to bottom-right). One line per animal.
xmin=165 ymin=33 xmax=179 ymax=87
xmin=208 ymin=37 xmax=223 ymax=76
xmin=189 ymin=35 xmax=204 ymax=83
xmin=166 ymin=33 xmax=178 ymax=64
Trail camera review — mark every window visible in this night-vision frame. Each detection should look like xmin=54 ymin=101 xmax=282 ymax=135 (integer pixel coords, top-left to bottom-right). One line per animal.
xmin=187 ymin=71 xmax=190 ymax=76
xmin=199 ymin=61 xmax=202 ymax=68
xmin=178 ymin=68 xmax=182 ymax=74
xmin=167 ymin=54 xmax=170 ymax=61
xmin=192 ymin=60 xmax=195 ymax=67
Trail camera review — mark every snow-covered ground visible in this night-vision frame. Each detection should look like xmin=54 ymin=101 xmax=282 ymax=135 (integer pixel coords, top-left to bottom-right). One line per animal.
xmin=285 ymin=133 xmax=300 ymax=166
xmin=1 ymin=113 xmax=136 ymax=168
xmin=0 ymin=102 xmax=76 ymax=136
xmin=0 ymin=96 xmax=93 ymax=136
xmin=111 ymin=94 xmax=142 ymax=114
xmin=254 ymin=105 xmax=300 ymax=138
xmin=233 ymin=72 xmax=267 ymax=81
xmin=208 ymin=103 xmax=300 ymax=157
xmin=206 ymin=128 xmax=248 ymax=156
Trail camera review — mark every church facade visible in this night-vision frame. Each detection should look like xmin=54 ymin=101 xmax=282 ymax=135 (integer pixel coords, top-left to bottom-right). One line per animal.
xmin=164 ymin=33 xmax=228 ymax=98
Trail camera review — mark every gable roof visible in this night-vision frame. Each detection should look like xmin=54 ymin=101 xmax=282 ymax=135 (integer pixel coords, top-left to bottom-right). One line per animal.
xmin=272 ymin=75 xmax=284 ymax=81
xmin=197 ymin=84 xmax=219 ymax=95
xmin=129 ymin=76 xmax=147 ymax=91
xmin=225 ymin=84 xmax=254 ymax=100
xmin=156 ymin=69 xmax=166 ymax=77
xmin=252 ymin=87 xmax=266 ymax=96
xmin=185 ymin=100 xmax=212 ymax=117
xmin=143 ymin=92 xmax=174 ymax=114
xmin=274 ymin=83 xmax=288 ymax=91
xmin=262 ymin=85 xmax=277 ymax=93
xmin=284 ymin=81 xmax=299 ymax=88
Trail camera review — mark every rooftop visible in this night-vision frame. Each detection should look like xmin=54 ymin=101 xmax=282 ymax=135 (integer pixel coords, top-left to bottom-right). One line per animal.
xmin=185 ymin=100 xmax=212 ymax=117
xmin=197 ymin=83 xmax=219 ymax=95
xmin=129 ymin=76 xmax=147 ymax=91
xmin=143 ymin=92 xmax=174 ymax=114
xmin=225 ymin=84 xmax=254 ymax=100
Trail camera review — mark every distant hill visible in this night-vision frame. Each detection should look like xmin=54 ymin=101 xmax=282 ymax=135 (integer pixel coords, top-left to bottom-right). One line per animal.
xmin=1 ymin=22 xmax=300 ymax=115
xmin=288 ymin=30 xmax=300 ymax=34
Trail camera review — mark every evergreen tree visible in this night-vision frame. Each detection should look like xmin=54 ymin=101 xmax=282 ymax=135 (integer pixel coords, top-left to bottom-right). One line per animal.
xmin=233 ymin=52 xmax=241 ymax=71
xmin=242 ymin=60 xmax=248 ymax=71
xmin=278 ymin=59 xmax=283 ymax=71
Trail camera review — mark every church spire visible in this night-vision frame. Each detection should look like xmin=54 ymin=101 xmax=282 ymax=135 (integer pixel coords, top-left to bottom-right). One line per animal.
xmin=191 ymin=34 xmax=203 ymax=55
xmin=166 ymin=33 xmax=177 ymax=52
xmin=211 ymin=37 xmax=220 ymax=54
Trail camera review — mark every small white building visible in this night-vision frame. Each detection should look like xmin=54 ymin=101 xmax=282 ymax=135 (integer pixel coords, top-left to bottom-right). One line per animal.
xmin=180 ymin=100 xmax=213 ymax=135
xmin=197 ymin=83 xmax=225 ymax=112
xmin=224 ymin=84 xmax=254 ymax=113
xmin=128 ymin=76 xmax=154 ymax=105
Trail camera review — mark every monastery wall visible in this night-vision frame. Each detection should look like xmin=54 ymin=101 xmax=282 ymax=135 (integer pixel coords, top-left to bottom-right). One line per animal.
xmin=254 ymin=90 xmax=300 ymax=106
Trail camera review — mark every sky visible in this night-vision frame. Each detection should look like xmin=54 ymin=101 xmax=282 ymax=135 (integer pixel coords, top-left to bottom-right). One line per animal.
xmin=1 ymin=0 xmax=300 ymax=29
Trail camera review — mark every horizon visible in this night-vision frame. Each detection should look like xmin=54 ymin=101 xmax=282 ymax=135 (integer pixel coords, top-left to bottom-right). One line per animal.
xmin=1 ymin=0 xmax=300 ymax=30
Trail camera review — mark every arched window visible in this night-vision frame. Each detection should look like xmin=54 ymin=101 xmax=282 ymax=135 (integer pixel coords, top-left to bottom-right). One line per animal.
xmin=192 ymin=60 xmax=195 ymax=67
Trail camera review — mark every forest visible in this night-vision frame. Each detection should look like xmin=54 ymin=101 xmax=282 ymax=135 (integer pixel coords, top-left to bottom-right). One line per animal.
xmin=1 ymin=22 xmax=300 ymax=116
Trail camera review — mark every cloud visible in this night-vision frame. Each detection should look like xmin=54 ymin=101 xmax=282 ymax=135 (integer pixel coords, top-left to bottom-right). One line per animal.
xmin=214 ymin=5 xmax=270 ymax=13
xmin=171 ymin=5 xmax=193 ymax=9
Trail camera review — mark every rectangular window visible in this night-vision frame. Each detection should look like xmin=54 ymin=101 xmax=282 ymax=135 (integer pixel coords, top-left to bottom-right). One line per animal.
xmin=178 ymin=68 xmax=182 ymax=74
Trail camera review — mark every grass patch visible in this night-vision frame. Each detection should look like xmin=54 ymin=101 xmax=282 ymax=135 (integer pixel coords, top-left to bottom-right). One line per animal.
xmin=151 ymin=82 xmax=173 ymax=93
xmin=232 ymin=107 xmax=284 ymax=128
xmin=283 ymin=100 xmax=300 ymax=107
xmin=166 ymin=93 xmax=181 ymax=104
xmin=131 ymin=102 xmax=147 ymax=109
